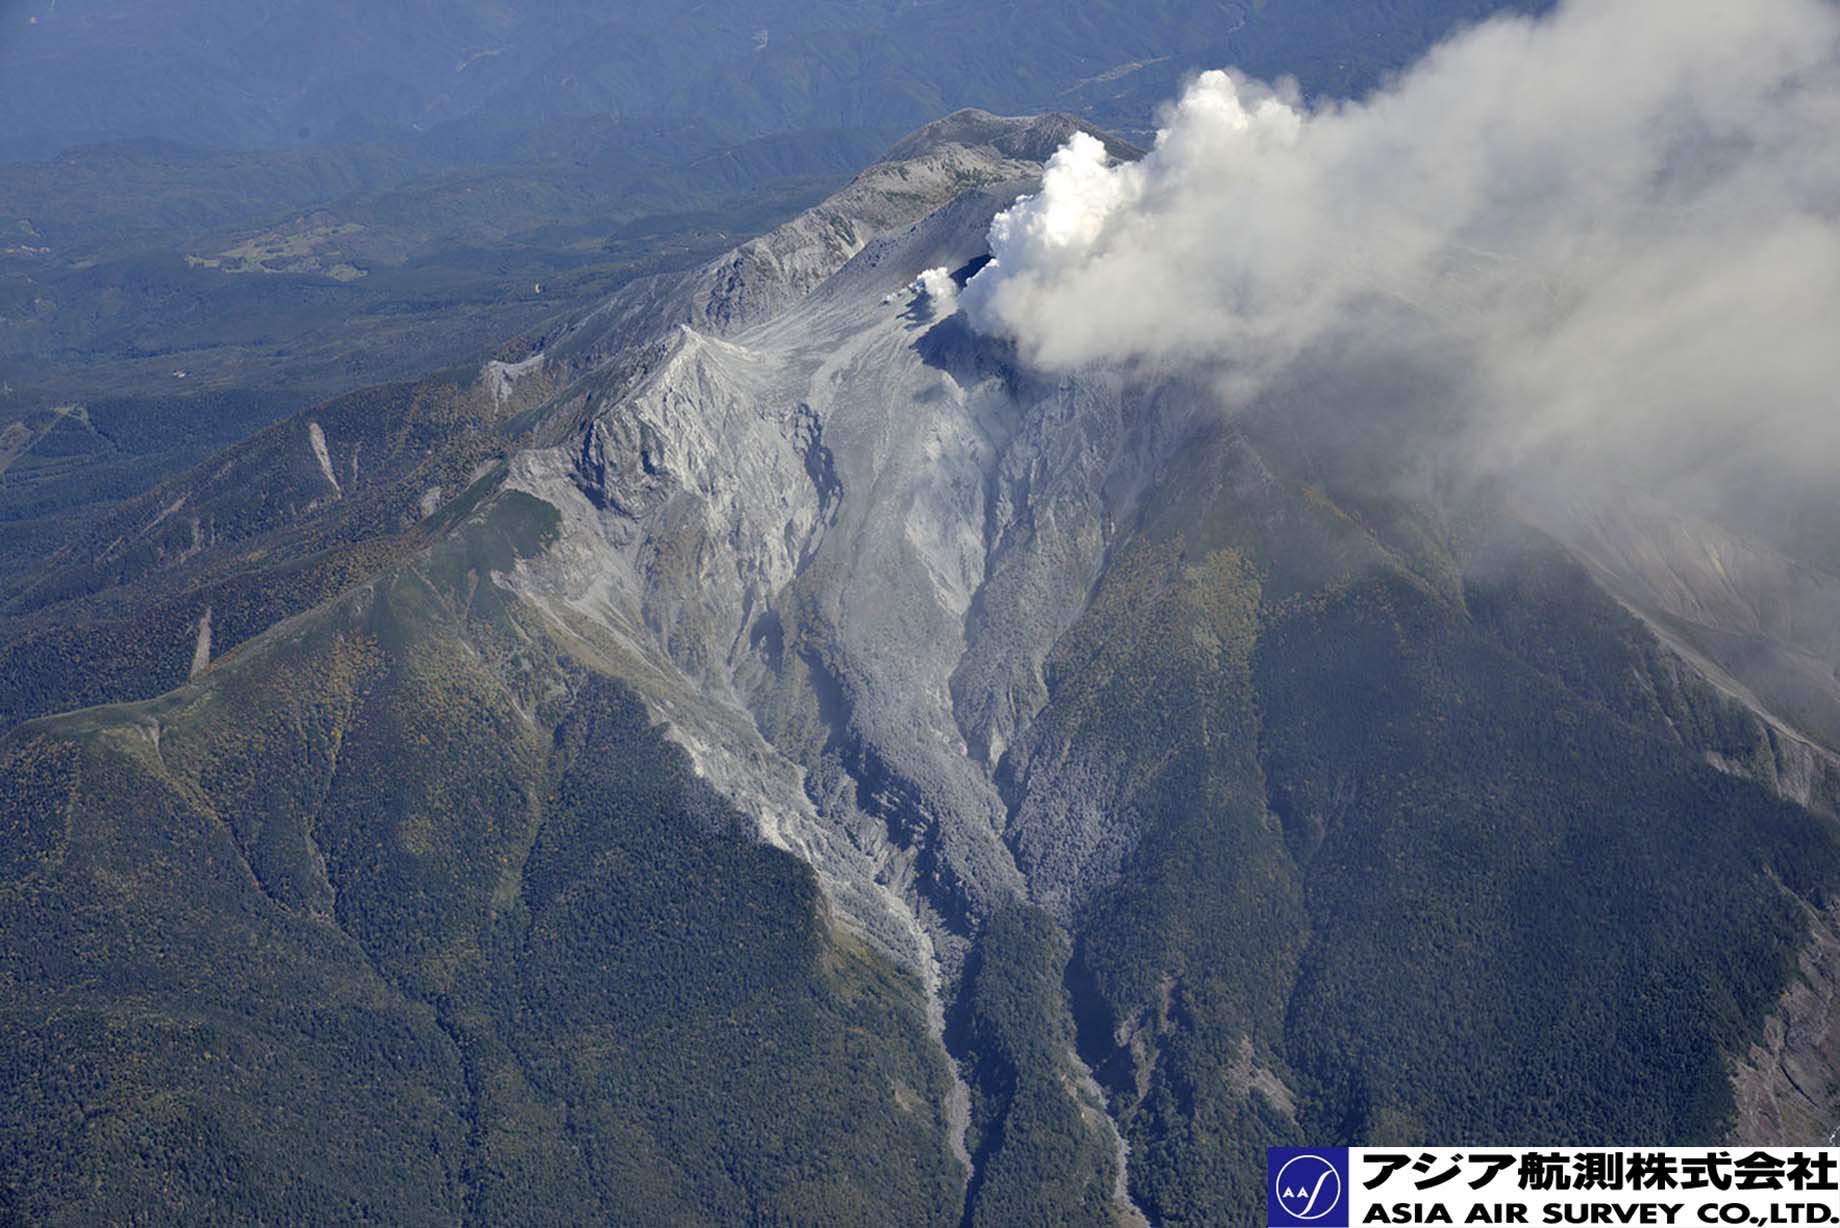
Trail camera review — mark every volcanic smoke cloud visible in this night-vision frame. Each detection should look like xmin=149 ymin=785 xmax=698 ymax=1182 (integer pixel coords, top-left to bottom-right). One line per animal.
xmin=912 ymin=265 xmax=960 ymax=317
xmin=961 ymin=0 xmax=1840 ymax=502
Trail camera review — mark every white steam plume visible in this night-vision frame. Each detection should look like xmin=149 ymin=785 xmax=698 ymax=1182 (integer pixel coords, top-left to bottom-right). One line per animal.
xmin=912 ymin=265 xmax=960 ymax=317
xmin=961 ymin=0 xmax=1840 ymax=500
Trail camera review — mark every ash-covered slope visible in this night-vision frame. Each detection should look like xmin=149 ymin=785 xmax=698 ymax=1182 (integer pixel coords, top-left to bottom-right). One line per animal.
xmin=486 ymin=105 xmax=1840 ymax=1218
xmin=501 ymin=109 xmax=1163 ymax=971
xmin=6 ymin=108 xmax=1840 ymax=1226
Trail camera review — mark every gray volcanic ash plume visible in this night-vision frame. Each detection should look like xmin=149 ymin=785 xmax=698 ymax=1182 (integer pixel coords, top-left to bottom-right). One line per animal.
xmin=960 ymin=0 xmax=1840 ymax=511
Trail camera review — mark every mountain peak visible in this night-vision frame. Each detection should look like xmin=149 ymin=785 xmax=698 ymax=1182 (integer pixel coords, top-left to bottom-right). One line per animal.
xmin=541 ymin=109 xmax=1133 ymax=358
xmin=878 ymin=107 xmax=1142 ymax=166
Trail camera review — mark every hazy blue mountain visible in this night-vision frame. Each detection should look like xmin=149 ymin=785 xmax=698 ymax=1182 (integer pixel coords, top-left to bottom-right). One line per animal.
xmin=1 ymin=0 xmax=1550 ymax=162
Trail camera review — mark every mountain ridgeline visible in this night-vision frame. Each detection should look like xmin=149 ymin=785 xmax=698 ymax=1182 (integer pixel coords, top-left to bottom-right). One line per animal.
xmin=4 ymin=109 xmax=1840 ymax=1225
xmin=0 ymin=0 xmax=1556 ymax=581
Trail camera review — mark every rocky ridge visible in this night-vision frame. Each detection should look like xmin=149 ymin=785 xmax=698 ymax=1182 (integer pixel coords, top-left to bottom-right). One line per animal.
xmin=490 ymin=109 xmax=1840 ymax=1163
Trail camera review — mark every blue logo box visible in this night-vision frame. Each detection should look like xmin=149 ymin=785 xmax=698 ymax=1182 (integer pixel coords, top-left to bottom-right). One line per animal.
xmin=1270 ymin=1147 xmax=1351 ymax=1227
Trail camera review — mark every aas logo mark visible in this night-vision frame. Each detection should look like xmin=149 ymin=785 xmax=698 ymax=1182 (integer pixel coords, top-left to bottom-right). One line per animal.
xmin=1269 ymin=1148 xmax=1350 ymax=1227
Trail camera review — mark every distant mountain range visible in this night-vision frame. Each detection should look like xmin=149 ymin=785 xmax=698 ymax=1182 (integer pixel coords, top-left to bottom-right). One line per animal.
xmin=0 ymin=0 xmax=1552 ymax=719
xmin=1 ymin=0 xmax=1550 ymax=162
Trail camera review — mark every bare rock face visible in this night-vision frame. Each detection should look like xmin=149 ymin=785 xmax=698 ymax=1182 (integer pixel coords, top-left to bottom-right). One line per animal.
xmin=507 ymin=101 xmax=1840 ymax=963
xmin=501 ymin=112 xmax=1169 ymax=976
xmin=687 ymin=109 xmax=1139 ymax=338
xmin=1733 ymin=896 xmax=1840 ymax=1145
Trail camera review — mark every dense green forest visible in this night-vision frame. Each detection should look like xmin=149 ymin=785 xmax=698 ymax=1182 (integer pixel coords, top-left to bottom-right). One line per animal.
xmin=0 ymin=376 xmax=526 ymax=730
xmin=1007 ymin=428 xmax=1840 ymax=1224
xmin=0 ymin=488 xmax=964 ymax=1225
xmin=953 ymin=905 xmax=1119 ymax=1227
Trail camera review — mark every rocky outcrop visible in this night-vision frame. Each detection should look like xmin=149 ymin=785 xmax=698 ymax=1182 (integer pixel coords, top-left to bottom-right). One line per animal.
xmin=1733 ymin=895 xmax=1840 ymax=1144
xmin=504 ymin=117 xmax=1175 ymax=976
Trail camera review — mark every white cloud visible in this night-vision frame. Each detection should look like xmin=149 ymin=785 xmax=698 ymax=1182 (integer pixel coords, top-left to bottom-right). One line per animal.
xmin=912 ymin=265 xmax=960 ymax=317
xmin=962 ymin=0 xmax=1840 ymax=503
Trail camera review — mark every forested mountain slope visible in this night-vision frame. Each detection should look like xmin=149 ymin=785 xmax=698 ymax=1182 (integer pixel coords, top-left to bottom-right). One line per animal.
xmin=5 ymin=104 xmax=1839 ymax=1226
